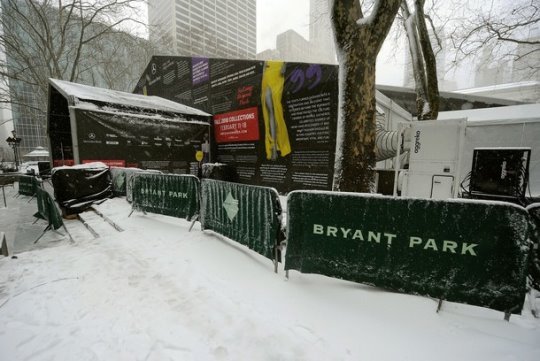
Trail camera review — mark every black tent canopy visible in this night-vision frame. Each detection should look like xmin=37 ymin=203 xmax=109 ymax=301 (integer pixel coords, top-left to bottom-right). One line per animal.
xmin=47 ymin=78 xmax=211 ymax=174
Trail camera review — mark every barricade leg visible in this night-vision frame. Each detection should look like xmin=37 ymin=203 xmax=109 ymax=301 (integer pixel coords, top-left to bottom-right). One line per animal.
xmin=34 ymin=224 xmax=52 ymax=244
xmin=437 ymin=299 xmax=444 ymax=313
xmin=528 ymin=289 xmax=539 ymax=318
xmin=1 ymin=232 xmax=8 ymax=256
xmin=188 ymin=214 xmax=199 ymax=232
xmin=62 ymin=224 xmax=75 ymax=244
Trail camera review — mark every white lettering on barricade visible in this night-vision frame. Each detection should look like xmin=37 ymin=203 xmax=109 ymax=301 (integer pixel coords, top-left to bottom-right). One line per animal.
xmin=312 ymin=224 xmax=478 ymax=256
xmin=140 ymin=188 xmax=188 ymax=199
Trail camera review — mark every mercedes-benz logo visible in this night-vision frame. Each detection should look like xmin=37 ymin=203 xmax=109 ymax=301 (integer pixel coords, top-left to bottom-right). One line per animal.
xmin=88 ymin=132 xmax=96 ymax=140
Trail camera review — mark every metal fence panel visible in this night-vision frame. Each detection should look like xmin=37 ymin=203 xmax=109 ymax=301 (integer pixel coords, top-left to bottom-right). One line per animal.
xmin=285 ymin=191 xmax=531 ymax=314
xmin=18 ymin=175 xmax=38 ymax=196
xmin=132 ymin=173 xmax=200 ymax=220
xmin=201 ymin=179 xmax=282 ymax=260
xmin=34 ymin=187 xmax=63 ymax=230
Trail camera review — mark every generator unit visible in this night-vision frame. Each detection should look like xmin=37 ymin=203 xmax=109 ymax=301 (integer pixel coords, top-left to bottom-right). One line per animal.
xmin=398 ymin=119 xmax=466 ymax=199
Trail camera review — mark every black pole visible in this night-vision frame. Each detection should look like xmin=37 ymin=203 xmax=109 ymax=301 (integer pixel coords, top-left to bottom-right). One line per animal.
xmin=1 ymin=186 xmax=6 ymax=207
xmin=6 ymin=130 xmax=22 ymax=171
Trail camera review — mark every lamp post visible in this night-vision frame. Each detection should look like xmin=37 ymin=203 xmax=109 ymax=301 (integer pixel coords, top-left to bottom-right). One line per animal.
xmin=6 ymin=130 xmax=22 ymax=171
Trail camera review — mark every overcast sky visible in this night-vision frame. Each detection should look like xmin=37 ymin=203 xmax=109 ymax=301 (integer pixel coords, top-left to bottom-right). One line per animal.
xmin=256 ymin=0 xmax=310 ymax=52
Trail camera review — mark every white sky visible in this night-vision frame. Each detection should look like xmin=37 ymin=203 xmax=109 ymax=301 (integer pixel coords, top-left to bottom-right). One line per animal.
xmin=256 ymin=0 xmax=310 ymax=52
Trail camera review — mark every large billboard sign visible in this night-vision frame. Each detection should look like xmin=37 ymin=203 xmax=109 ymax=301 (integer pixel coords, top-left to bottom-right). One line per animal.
xmin=134 ymin=56 xmax=339 ymax=193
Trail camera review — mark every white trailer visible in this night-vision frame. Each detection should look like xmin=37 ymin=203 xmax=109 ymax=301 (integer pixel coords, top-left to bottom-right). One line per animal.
xmin=395 ymin=104 xmax=540 ymax=201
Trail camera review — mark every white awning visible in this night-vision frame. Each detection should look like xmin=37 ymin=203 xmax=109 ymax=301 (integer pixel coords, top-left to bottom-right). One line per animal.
xmin=23 ymin=146 xmax=49 ymax=157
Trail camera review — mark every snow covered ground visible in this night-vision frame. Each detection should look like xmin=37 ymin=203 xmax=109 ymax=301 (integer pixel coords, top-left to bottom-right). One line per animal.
xmin=1 ymin=188 xmax=539 ymax=361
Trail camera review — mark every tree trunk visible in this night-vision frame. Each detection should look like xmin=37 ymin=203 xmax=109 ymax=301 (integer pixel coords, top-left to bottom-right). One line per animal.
xmin=331 ymin=0 xmax=401 ymax=193
xmin=334 ymin=39 xmax=378 ymax=192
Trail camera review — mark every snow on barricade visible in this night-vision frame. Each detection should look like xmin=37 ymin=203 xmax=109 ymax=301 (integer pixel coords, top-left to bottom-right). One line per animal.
xmin=200 ymin=179 xmax=283 ymax=266
xmin=285 ymin=190 xmax=532 ymax=315
xmin=130 ymin=173 xmax=199 ymax=221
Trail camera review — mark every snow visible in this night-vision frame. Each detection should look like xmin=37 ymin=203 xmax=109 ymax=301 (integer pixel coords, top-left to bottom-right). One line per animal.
xmin=437 ymin=103 xmax=540 ymax=123
xmin=1 ymin=190 xmax=539 ymax=360
xmin=23 ymin=147 xmax=50 ymax=158
xmin=50 ymin=162 xmax=108 ymax=176
xmin=49 ymin=78 xmax=211 ymax=117
xmin=457 ymin=81 xmax=540 ymax=93
xmin=71 ymin=103 xmax=211 ymax=126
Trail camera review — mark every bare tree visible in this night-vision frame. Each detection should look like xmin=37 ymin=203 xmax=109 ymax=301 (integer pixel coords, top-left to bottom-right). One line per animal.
xmin=331 ymin=0 xmax=401 ymax=193
xmin=400 ymin=0 xmax=439 ymax=120
xmin=448 ymin=0 xmax=540 ymax=80
xmin=84 ymin=31 xmax=165 ymax=92
xmin=0 ymin=0 xmax=150 ymax=115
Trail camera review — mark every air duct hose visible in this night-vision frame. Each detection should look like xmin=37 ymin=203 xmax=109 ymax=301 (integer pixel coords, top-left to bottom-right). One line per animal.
xmin=375 ymin=115 xmax=400 ymax=161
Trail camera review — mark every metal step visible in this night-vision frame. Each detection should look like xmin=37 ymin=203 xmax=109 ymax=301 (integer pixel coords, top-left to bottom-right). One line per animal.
xmin=78 ymin=209 xmax=121 ymax=238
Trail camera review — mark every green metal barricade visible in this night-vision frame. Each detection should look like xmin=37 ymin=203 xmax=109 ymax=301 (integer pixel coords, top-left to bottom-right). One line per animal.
xmin=285 ymin=191 xmax=531 ymax=314
xmin=18 ymin=175 xmax=39 ymax=196
xmin=34 ymin=186 xmax=63 ymax=230
xmin=200 ymin=179 xmax=282 ymax=261
xmin=131 ymin=173 xmax=200 ymax=220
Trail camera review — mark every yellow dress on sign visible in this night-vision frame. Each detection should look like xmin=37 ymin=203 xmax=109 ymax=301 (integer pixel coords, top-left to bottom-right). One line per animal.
xmin=261 ymin=61 xmax=291 ymax=160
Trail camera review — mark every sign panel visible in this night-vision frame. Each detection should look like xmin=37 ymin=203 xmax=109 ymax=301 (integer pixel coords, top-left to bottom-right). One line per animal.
xmin=18 ymin=175 xmax=39 ymax=196
xmin=74 ymin=109 xmax=210 ymax=175
xmin=131 ymin=173 xmax=200 ymax=220
xmin=200 ymin=179 xmax=282 ymax=260
xmin=134 ymin=56 xmax=339 ymax=193
xmin=34 ymin=187 xmax=63 ymax=230
xmin=213 ymin=107 xmax=259 ymax=143
xmin=285 ymin=191 xmax=531 ymax=313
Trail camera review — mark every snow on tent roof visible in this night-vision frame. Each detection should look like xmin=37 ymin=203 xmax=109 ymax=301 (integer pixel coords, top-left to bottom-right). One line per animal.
xmin=23 ymin=146 xmax=49 ymax=158
xmin=438 ymin=103 xmax=540 ymax=122
xmin=376 ymin=84 xmax=521 ymax=117
xmin=48 ymin=78 xmax=210 ymax=117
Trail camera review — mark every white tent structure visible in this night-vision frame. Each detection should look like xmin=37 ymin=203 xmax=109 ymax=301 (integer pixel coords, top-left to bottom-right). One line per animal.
xmin=23 ymin=146 xmax=49 ymax=159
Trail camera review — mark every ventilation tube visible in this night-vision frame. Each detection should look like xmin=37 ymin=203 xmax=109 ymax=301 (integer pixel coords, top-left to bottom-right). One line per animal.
xmin=375 ymin=113 xmax=400 ymax=162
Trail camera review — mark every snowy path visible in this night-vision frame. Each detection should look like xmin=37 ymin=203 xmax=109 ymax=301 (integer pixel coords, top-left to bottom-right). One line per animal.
xmin=0 ymin=197 xmax=539 ymax=360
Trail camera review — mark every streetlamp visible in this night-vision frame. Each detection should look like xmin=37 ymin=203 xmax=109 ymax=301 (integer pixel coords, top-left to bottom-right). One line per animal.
xmin=6 ymin=130 xmax=22 ymax=171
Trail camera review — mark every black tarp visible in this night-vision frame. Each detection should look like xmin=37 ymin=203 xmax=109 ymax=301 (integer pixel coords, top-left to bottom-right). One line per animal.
xmin=51 ymin=165 xmax=112 ymax=215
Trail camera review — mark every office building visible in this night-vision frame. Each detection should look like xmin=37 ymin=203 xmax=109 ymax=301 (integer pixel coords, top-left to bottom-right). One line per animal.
xmin=257 ymin=30 xmax=311 ymax=63
xmin=148 ymin=0 xmax=257 ymax=59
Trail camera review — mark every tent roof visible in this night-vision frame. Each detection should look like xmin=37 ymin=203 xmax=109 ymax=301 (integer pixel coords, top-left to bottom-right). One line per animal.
xmin=23 ymin=146 xmax=49 ymax=157
xmin=437 ymin=103 xmax=540 ymax=122
xmin=48 ymin=78 xmax=210 ymax=117
xmin=376 ymin=84 xmax=522 ymax=117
